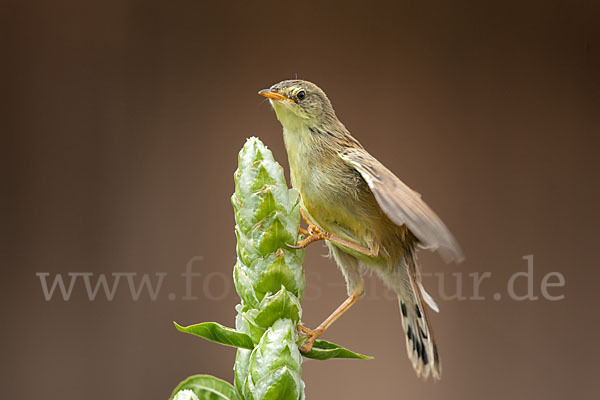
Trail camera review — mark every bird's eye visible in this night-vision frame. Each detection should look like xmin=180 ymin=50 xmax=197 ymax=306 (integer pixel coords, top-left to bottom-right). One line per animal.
xmin=296 ymin=90 xmax=306 ymax=101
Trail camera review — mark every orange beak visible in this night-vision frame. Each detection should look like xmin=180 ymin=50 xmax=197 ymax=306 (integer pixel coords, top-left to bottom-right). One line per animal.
xmin=258 ymin=89 xmax=294 ymax=102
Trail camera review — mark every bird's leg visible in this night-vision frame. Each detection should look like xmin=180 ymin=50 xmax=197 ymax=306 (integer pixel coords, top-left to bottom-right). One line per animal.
xmin=296 ymin=210 xmax=313 ymax=237
xmin=287 ymin=209 xmax=377 ymax=258
xmin=297 ymin=294 xmax=361 ymax=353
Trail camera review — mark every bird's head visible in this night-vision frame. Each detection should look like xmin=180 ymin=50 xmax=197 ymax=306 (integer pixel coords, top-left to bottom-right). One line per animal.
xmin=258 ymin=80 xmax=338 ymax=132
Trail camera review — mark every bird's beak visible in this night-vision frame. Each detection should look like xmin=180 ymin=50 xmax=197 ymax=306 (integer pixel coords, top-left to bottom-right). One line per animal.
xmin=258 ymin=89 xmax=294 ymax=102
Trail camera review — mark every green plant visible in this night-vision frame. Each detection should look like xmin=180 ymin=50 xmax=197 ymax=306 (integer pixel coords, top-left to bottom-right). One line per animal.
xmin=170 ymin=138 xmax=369 ymax=400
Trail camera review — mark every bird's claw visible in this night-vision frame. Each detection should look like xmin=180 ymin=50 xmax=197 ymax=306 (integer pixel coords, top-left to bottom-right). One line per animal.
xmin=297 ymin=324 xmax=322 ymax=353
xmin=286 ymin=224 xmax=326 ymax=249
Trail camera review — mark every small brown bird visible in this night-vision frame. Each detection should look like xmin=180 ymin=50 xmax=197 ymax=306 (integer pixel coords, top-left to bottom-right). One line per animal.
xmin=259 ymin=79 xmax=463 ymax=380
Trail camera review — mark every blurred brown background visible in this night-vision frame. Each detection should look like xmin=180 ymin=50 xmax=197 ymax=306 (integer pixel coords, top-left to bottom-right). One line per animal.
xmin=2 ymin=0 xmax=599 ymax=399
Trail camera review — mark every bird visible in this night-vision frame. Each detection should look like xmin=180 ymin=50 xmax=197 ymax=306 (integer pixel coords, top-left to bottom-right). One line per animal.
xmin=258 ymin=79 xmax=463 ymax=380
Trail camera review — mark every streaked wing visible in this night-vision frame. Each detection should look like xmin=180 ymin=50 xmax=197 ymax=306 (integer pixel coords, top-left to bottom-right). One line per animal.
xmin=340 ymin=147 xmax=463 ymax=263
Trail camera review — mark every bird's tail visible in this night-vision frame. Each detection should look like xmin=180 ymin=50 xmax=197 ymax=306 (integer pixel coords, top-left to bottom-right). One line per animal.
xmin=392 ymin=250 xmax=442 ymax=380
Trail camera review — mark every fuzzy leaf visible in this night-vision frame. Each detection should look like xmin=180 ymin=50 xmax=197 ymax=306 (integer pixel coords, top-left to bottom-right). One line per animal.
xmin=170 ymin=375 xmax=239 ymax=400
xmin=254 ymin=288 xmax=301 ymax=328
xmin=233 ymin=261 xmax=259 ymax=308
xmin=252 ymin=367 xmax=303 ymax=400
xmin=250 ymin=320 xmax=302 ymax=382
xmin=234 ymin=349 xmax=252 ymax=400
xmin=236 ymin=310 xmax=267 ymax=344
xmin=253 ymin=251 xmax=304 ymax=300
xmin=251 ymin=212 xmax=296 ymax=255
xmin=174 ymin=322 xmax=254 ymax=350
xmin=234 ymin=227 xmax=262 ymax=267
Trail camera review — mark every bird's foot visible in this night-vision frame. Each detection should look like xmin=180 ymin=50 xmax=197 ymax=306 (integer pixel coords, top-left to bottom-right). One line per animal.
xmin=287 ymin=209 xmax=375 ymax=257
xmin=297 ymin=324 xmax=323 ymax=353
xmin=287 ymin=223 xmax=326 ymax=249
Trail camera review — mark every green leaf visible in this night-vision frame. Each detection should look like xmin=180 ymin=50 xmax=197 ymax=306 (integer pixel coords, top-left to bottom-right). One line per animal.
xmin=174 ymin=322 xmax=254 ymax=350
xmin=234 ymin=349 xmax=251 ymax=400
xmin=236 ymin=310 xmax=267 ymax=344
xmin=250 ymin=319 xmax=302 ymax=383
xmin=254 ymin=252 xmax=304 ymax=300
xmin=254 ymin=288 xmax=301 ymax=328
xmin=233 ymin=261 xmax=259 ymax=308
xmin=252 ymin=212 xmax=296 ymax=255
xmin=234 ymin=227 xmax=262 ymax=267
xmin=170 ymin=374 xmax=239 ymax=400
xmin=251 ymin=165 xmax=278 ymax=191
xmin=253 ymin=367 xmax=303 ymax=400
xmin=301 ymin=340 xmax=373 ymax=360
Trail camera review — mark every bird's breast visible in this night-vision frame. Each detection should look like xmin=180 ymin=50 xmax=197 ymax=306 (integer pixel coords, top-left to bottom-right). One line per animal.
xmin=283 ymin=127 xmax=385 ymax=252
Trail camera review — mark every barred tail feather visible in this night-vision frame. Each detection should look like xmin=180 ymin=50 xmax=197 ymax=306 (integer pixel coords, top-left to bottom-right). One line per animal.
xmin=396 ymin=253 xmax=441 ymax=380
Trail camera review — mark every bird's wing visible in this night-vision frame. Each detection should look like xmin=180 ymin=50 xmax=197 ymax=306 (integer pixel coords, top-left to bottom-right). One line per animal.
xmin=339 ymin=147 xmax=463 ymax=263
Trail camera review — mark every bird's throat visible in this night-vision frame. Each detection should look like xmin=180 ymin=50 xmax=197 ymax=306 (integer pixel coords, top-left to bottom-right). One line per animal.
xmin=282 ymin=125 xmax=315 ymax=188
